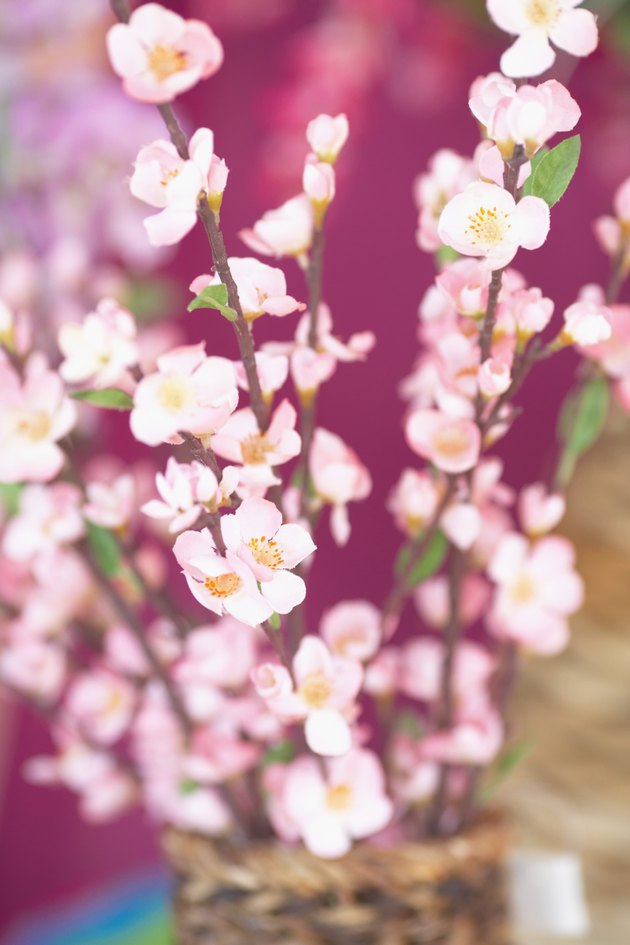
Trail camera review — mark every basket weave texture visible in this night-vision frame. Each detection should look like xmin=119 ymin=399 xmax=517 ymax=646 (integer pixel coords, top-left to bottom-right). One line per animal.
xmin=164 ymin=813 xmax=511 ymax=945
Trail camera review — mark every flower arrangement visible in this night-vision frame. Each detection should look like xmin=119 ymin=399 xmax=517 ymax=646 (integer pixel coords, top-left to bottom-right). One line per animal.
xmin=1 ymin=0 xmax=628 ymax=896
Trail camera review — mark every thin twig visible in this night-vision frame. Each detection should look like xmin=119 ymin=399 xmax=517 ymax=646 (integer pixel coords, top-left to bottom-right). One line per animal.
xmin=380 ymin=478 xmax=457 ymax=636
xmin=425 ymin=546 xmax=465 ymax=836
xmin=80 ymin=541 xmax=192 ymax=737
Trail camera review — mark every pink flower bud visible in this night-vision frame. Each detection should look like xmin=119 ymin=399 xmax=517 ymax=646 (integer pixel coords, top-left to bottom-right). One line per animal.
xmin=478 ymin=355 xmax=512 ymax=398
xmin=562 ymin=300 xmax=612 ymax=347
xmin=306 ymin=113 xmax=349 ymax=163
xmin=518 ymin=483 xmax=566 ymax=537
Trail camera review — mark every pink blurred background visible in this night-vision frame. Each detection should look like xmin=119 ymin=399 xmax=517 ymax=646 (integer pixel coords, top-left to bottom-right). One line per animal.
xmin=1 ymin=0 xmax=629 ymax=936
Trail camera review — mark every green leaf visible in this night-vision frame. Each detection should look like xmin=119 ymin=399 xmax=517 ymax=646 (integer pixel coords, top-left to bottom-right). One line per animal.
xmin=481 ymin=739 xmax=534 ymax=800
xmin=269 ymin=611 xmax=281 ymax=630
xmin=187 ymin=283 xmax=237 ymax=322
xmin=261 ymin=739 xmax=295 ymax=767
xmin=85 ymin=520 xmax=121 ymax=578
xmin=520 ymin=146 xmax=548 ymax=196
xmin=122 ymin=277 xmax=176 ymax=322
xmin=394 ymin=544 xmax=412 ymax=578
xmin=522 ymin=135 xmax=581 ymax=207
xmin=556 ymin=376 xmax=610 ymax=487
xmin=71 ymin=388 xmax=133 ymax=410
xmin=395 ymin=711 xmax=424 ymax=739
xmin=435 ymin=245 xmax=460 ymax=267
xmin=406 ymin=531 xmax=448 ymax=587
xmin=179 ymin=778 xmax=200 ymax=795
xmin=0 ymin=483 xmax=22 ymax=516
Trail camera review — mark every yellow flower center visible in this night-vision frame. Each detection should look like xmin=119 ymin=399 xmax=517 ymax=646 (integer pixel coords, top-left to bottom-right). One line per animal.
xmin=432 ymin=425 xmax=470 ymax=458
xmin=510 ymin=574 xmax=537 ymax=605
xmin=204 ymin=573 xmax=242 ymax=598
xmin=300 ymin=672 xmax=333 ymax=709
xmin=465 ymin=206 xmax=511 ymax=247
xmin=241 ymin=433 xmax=272 ymax=465
xmin=14 ymin=409 xmax=52 ymax=442
xmin=160 ymin=168 xmax=180 ymax=187
xmin=105 ymin=687 xmax=125 ymax=715
xmin=249 ymin=535 xmax=284 ymax=570
xmin=158 ymin=376 xmax=193 ymax=413
xmin=526 ymin=0 xmax=561 ymax=28
xmin=333 ymin=628 xmax=366 ymax=656
xmin=148 ymin=45 xmax=188 ymax=82
xmin=326 ymin=784 xmax=353 ymax=811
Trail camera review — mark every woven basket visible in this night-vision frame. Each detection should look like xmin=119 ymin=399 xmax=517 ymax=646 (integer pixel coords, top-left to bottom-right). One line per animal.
xmin=163 ymin=813 xmax=511 ymax=945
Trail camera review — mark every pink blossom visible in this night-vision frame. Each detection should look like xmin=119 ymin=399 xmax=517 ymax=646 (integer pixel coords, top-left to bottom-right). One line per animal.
xmin=320 ymin=600 xmax=381 ymax=662
xmin=488 ymin=533 xmax=584 ymax=654
xmin=399 ymin=638 xmax=495 ymax=707
xmin=130 ymin=343 xmax=238 ymax=446
xmin=415 ymin=573 xmax=491 ymax=629
xmin=179 ymin=618 xmax=257 ymax=692
xmin=486 ymin=0 xmax=598 ymax=78
xmin=173 ymin=527 xmax=273 ymax=627
xmin=470 ymin=75 xmax=580 ymax=157
xmin=580 ymin=304 xmax=630 ymax=379
xmin=183 ymin=728 xmax=261 ymax=784
xmin=0 ymin=639 xmax=66 ymax=704
xmin=309 ymin=429 xmax=372 ymax=546
xmin=279 ymin=750 xmax=393 ymax=857
xmin=168 ymin=787 xmax=232 ymax=835
xmin=0 ymin=354 xmax=76 ymax=483
xmin=441 ymin=502 xmax=482 ymax=551
xmin=25 ymin=741 xmax=137 ymax=822
xmin=2 ymin=484 xmax=83 ymax=562
xmin=221 ymin=497 xmax=316 ymax=614
xmin=303 ymin=155 xmax=336 ymax=211
xmin=83 ymin=473 xmax=136 ymax=531
xmin=190 ymin=257 xmax=303 ymax=321
xmin=500 ymin=286 xmax=554 ymax=338
xmin=518 ymin=483 xmax=566 ymax=536
xmin=405 ymin=409 xmax=481 ymax=474
xmin=212 ymin=399 xmax=301 ymax=493
xmin=391 ymin=734 xmax=440 ymax=804
xmin=613 ymin=177 xmax=630 ymax=223
xmin=57 ymin=298 xmax=138 ymax=389
xmin=436 ymin=258 xmax=492 ymax=318
xmin=79 ymin=769 xmax=138 ymax=823
xmin=234 ymin=352 xmax=288 ymax=401
xmin=387 ymin=469 xmax=443 ymax=537
xmin=478 ymin=355 xmax=512 ymax=398
xmin=105 ymin=625 xmax=151 ymax=678
xmin=439 ymin=182 xmax=550 ymax=270
xmin=414 ymin=149 xmax=477 ymax=253
xmin=294 ymin=351 xmax=337 ymax=408
xmin=257 ymin=636 xmax=362 ymax=756
xmin=306 ymin=113 xmax=349 ymax=163
xmin=562 ymin=300 xmax=612 ymax=347
xmin=420 ymin=700 xmax=504 ymax=766
xmin=363 ymin=647 xmax=400 ymax=696
xmin=65 ymin=670 xmax=136 ymax=745
xmin=142 ymin=457 xmax=238 ymax=533
xmin=239 ymin=195 xmax=314 ymax=259
xmin=293 ymin=303 xmax=375 ymax=364
xmin=476 ymin=141 xmax=532 ymax=190
xmin=106 ymin=2 xmax=223 ymax=103
xmin=130 ymin=129 xmax=228 ymax=245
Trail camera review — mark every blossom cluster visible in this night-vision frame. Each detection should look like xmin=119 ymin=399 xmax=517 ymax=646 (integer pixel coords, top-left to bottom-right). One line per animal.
xmin=0 ymin=0 xmax=621 ymax=861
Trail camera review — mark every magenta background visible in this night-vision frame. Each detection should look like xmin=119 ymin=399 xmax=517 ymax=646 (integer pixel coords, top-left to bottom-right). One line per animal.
xmin=2 ymin=0 xmax=630 ymax=934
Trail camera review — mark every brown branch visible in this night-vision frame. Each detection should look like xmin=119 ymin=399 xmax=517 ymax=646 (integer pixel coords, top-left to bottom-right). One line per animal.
xmin=425 ymin=546 xmax=465 ymax=836
xmin=605 ymin=233 xmax=629 ymax=305
xmin=110 ymin=0 xmax=269 ymax=434
xmin=110 ymin=0 xmax=130 ymax=24
xmin=80 ymin=542 xmax=192 ymax=737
